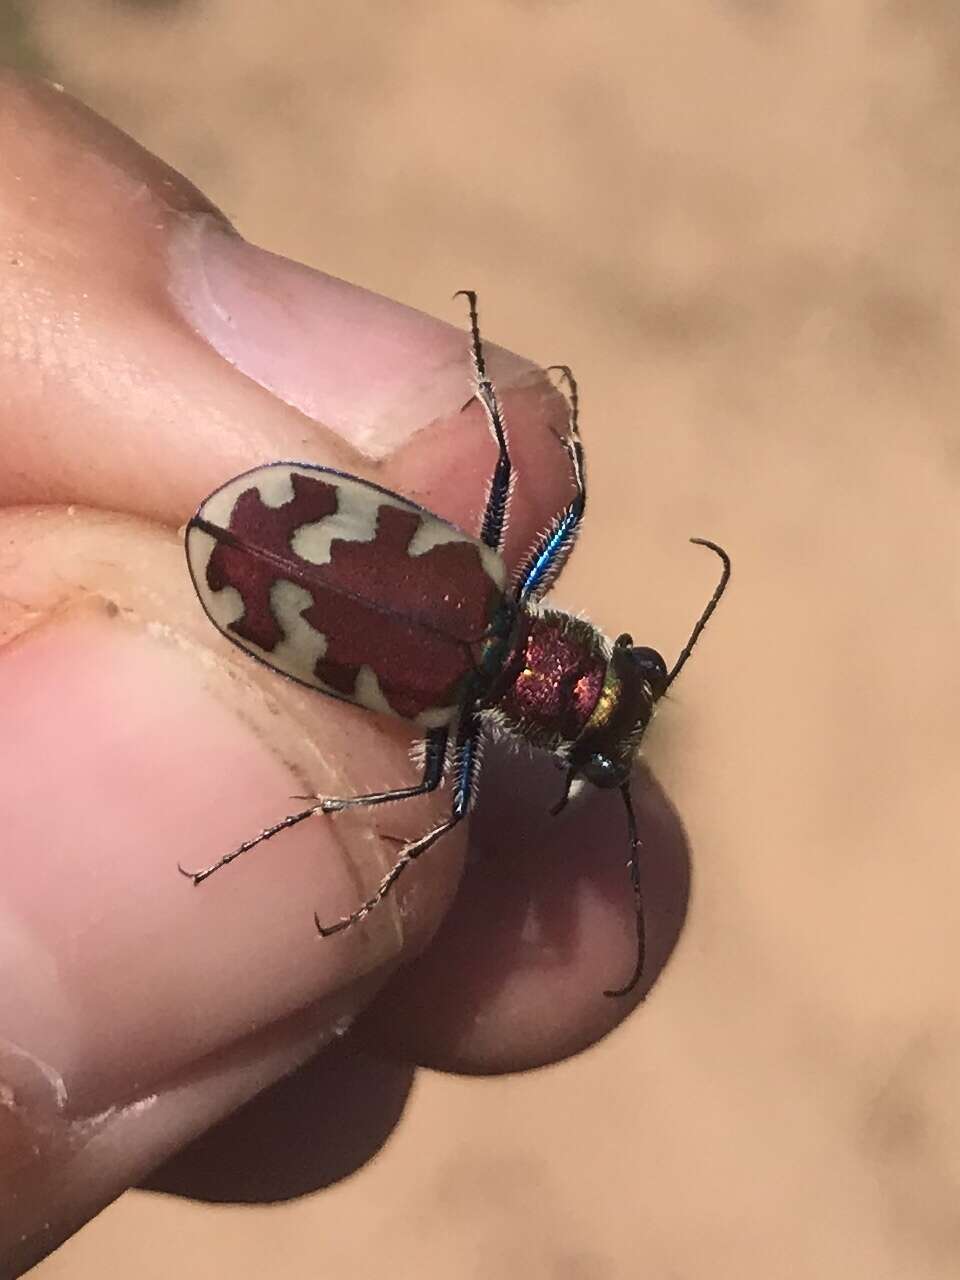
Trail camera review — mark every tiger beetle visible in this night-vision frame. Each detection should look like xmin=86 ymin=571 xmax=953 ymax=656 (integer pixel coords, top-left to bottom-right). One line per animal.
xmin=183 ymin=292 xmax=730 ymax=996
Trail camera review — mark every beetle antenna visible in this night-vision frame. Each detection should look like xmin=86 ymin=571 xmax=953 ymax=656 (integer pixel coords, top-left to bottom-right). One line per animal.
xmin=664 ymin=539 xmax=731 ymax=693
xmin=604 ymin=783 xmax=645 ymax=998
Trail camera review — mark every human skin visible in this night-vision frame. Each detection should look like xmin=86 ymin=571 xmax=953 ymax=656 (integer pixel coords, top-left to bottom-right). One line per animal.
xmin=0 ymin=74 xmax=685 ymax=1272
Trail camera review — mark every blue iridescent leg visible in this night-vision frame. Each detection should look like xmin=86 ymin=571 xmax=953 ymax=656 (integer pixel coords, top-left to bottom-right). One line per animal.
xmin=516 ymin=365 xmax=586 ymax=603
xmin=456 ymin=290 xmax=513 ymax=553
xmin=314 ymin=711 xmax=482 ymax=936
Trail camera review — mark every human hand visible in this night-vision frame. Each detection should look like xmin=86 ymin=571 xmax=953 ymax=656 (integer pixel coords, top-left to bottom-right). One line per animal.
xmin=0 ymin=73 xmax=685 ymax=1273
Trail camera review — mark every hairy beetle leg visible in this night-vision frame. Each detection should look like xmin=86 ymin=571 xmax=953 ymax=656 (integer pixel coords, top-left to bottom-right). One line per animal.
xmin=314 ymin=814 xmax=463 ymax=937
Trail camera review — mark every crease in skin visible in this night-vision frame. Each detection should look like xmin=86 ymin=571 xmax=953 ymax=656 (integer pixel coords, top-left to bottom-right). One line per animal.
xmin=0 ymin=1035 xmax=159 ymax=1137
xmin=0 ymin=566 xmax=113 ymax=648
xmin=0 ymin=1036 xmax=155 ymax=1194
xmin=0 ymin=597 xmax=132 ymax=667
xmin=0 ymin=1037 xmax=68 ymax=1115
xmin=0 ymin=600 xmax=49 ymax=647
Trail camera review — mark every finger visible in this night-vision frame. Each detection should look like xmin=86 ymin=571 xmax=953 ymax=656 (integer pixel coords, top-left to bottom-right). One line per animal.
xmin=1 ymin=506 xmax=423 ymax=1270
xmin=1 ymin=72 xmax=564 ymax=571
xmin=358 ymin=750 xmax=691 ymax=1073
xmin=1 ymin=72 xmax=588 ymax=1263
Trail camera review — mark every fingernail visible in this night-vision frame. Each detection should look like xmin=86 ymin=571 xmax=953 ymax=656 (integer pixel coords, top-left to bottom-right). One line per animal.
xmin=168 ymin=216 xmax=538 ymax=458
xmin=0 ymin=606 xmax=394 ymax=1118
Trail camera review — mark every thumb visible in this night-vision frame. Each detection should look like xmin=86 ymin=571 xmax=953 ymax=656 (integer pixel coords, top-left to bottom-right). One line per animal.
xmin=0 ymin=74 xmax=570 ymax=1272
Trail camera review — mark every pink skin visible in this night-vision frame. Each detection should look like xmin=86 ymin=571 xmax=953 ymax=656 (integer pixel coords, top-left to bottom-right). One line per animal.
xmin=0 ymin=74 xmax=683 ymax=1271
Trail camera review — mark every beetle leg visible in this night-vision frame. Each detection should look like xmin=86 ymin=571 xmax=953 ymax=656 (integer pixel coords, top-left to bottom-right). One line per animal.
xmin=602 ymin=782 xmax=646 ymax=999
xmin=306 ymin=726 xmax=449 ymax=814
xmin=314 ymin=713 xmax=482 ymax=936
xmin=515 ymin=365 xmax=586 ymax=603
xmin=179 ymin=727 xmax=449 ymax=885
xmin=455 ymin=290 xmax=514 ymax=553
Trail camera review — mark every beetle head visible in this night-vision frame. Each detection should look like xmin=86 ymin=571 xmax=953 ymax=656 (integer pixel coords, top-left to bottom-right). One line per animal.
xmin=551 ymin=540 xmax=731 ymax=822
xmin=551 ymin=634 xmax=666 ymax=810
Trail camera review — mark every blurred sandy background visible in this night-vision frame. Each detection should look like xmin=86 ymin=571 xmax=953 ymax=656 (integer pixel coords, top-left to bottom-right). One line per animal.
xmin=7 ymin=0 xmax=960 ymax=1276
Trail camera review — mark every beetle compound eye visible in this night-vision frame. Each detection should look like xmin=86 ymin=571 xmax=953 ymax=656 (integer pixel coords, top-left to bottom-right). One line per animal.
xmin=627 ymin=646 xmax=668 ymax=696
xmin=581 ymin=754 xmax=625 ymax=789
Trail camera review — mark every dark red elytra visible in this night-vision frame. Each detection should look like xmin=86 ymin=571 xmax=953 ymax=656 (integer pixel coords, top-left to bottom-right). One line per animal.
xmin=187 ymin=465 xmax=511 ymax=727
xmin=183 ymin=292 xmax=730 ymax=999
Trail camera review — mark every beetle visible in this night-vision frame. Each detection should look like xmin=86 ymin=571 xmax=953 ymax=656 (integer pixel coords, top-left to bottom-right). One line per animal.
xmin=183 ymin=291 xmax=730 ymax=997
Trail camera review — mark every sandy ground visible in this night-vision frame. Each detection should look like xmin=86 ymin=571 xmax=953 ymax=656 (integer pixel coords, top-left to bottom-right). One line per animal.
xmin=7 ymin=1 xmax=960 ymax=1276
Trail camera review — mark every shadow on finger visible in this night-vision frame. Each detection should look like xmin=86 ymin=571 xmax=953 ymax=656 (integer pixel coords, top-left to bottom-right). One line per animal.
xmin=140 ymin=740 xmax=688 ymax=1205
xmin=357 ymin=739 xmax=691 ymax=1073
